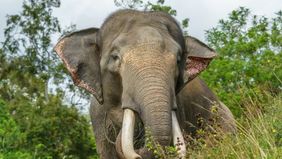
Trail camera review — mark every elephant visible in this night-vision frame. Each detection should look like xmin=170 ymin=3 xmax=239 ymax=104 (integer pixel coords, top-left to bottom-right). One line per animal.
xmin=54 ymin=9 xmax=236 ymax=159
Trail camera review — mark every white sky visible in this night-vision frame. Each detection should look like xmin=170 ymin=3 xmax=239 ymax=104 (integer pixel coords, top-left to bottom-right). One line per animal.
xmin=0 ymin=0 xmax=281 ymax=43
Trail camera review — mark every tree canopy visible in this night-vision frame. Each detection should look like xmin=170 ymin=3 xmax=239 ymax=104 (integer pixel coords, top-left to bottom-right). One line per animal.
xmin=202 ymin=7 xmax=282 ymax=116
xmin=0 ymin=0 xmax=98 ymax=158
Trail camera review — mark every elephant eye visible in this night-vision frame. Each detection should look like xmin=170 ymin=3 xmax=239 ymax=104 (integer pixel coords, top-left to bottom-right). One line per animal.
xmin=110 ymin=49 xmax=120 ymax=61
xmin=108 ymin=51 xmax=121 ymax=73
xmin=111 ymin=54 xmax=119 ymax=61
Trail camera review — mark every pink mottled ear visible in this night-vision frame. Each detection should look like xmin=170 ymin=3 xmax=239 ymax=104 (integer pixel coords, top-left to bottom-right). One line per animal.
xmin=178 ymin=36 xmax=217 ymax=91
xmin=54 ymin=28 xmax=103 ymax=104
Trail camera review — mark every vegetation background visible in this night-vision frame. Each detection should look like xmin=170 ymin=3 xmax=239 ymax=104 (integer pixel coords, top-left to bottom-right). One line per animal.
xmin=0 ymin=0 xmax=281 ymax=158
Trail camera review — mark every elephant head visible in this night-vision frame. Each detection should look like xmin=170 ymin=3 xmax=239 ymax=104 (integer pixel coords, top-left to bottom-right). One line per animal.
xmin=54 ymin=10 xmax=216 ymax=158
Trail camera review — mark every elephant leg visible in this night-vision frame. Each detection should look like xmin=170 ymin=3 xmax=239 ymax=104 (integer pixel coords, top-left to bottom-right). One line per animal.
xmin=90 ymin=98 xmax=118 ymax=159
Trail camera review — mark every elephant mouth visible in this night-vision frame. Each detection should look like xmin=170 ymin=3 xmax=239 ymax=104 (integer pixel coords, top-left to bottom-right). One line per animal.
xmin=117 ymin=108 xmax=186 ymax=159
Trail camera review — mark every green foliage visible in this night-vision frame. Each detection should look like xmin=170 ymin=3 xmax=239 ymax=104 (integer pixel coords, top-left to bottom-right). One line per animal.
xmin=0 ymin=0 xmax=98 ymax=158
xmin=15 ymin=96 xmax=97 ymax=158
xmin=202 ymin=7 xmax=282 ymax=117
xmin=146 ymin=0 xmax=177 ymax=16
xmin=1 ymin=0 xmax=62 ymax=102
xmin=3 ymin=0 xmax=62 ymax=78
xmin=0 ymin=99 xmax=33 ymax=158
xmin=1 ymin=0 xmax=88 ymax=104
xmin=0 ymin=95 xmax=98 ymax=158
xmin=145 ymin=129 xmax=178 ymax=158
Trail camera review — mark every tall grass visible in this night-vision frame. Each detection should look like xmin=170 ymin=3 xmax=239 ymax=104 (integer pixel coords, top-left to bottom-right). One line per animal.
xmin=187 ymin=89 xmax=282 ymax=159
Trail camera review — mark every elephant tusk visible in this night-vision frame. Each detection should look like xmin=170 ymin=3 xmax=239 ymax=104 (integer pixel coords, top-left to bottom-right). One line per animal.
xmin=121 ymin=109 xmax=142 ymax=159
xmin=172 ymin=111 xmax=186 ymax=158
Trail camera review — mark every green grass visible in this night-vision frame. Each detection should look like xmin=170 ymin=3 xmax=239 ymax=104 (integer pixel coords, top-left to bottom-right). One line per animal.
xmin=186 ymin=90 xmax=282 ymax=159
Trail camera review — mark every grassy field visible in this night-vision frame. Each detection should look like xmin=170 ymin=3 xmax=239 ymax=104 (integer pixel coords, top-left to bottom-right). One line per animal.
xmin=185 ymin=90 xmax=282 ymax=159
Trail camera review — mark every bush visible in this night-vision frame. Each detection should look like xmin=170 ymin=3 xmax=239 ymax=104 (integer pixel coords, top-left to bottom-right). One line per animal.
xmin=0 ymin=96 xmax=99 ymax=159
xmin=202 ymin=7 xmax=282 ymax=117
xmin=0 ymin=99 xmax=33 ymax=158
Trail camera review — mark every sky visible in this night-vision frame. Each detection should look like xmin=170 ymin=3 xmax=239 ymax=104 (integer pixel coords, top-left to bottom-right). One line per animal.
xmin=0 ymin=0 xmax=281 ymax=43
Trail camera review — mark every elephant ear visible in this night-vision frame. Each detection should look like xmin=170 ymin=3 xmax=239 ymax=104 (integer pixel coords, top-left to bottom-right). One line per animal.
xmin=177 ymin=36 xmax=217 ymax=92
xmin=54 ymin=28 xmax=103 ymax=104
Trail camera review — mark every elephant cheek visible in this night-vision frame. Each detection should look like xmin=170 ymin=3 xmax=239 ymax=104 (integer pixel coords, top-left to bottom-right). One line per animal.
xmin=108 ymin=107 xmax=124 ymax=128
xmin=121 ymin=91 xmax=140 ymax=114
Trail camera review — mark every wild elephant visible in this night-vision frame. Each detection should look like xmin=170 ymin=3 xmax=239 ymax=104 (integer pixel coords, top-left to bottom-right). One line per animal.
xmin=54 ymin=9 xmax=236 ymax=159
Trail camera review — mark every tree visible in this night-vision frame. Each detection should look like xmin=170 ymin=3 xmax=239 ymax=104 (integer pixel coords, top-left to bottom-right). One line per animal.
xmin=0 ymin=0 xmax=98 ymax=158
xmin=202 ymin=7 xmax=282 ymax=116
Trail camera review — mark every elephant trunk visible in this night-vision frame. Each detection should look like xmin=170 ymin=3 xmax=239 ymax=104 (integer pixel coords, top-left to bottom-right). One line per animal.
xmin=136 ymin=75 xmax=172 ymax=146
xmin=121 ymin=48 xmax=175 ymax=147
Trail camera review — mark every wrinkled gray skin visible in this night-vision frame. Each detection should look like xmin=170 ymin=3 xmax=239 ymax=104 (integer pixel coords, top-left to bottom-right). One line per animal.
xmin=54 ymin=9 xmax=236 ymax=159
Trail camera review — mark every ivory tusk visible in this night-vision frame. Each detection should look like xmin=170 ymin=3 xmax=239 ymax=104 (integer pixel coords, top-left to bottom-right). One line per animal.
xmin=172 ymin=111 xmax=186 ymax=158
xmin=121 ymin=109 xmax=142 ymax=159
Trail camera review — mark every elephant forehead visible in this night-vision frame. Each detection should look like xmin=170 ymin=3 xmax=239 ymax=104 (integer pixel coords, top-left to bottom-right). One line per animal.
xmin=122 ymin=44 xmax=176 ymax=67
